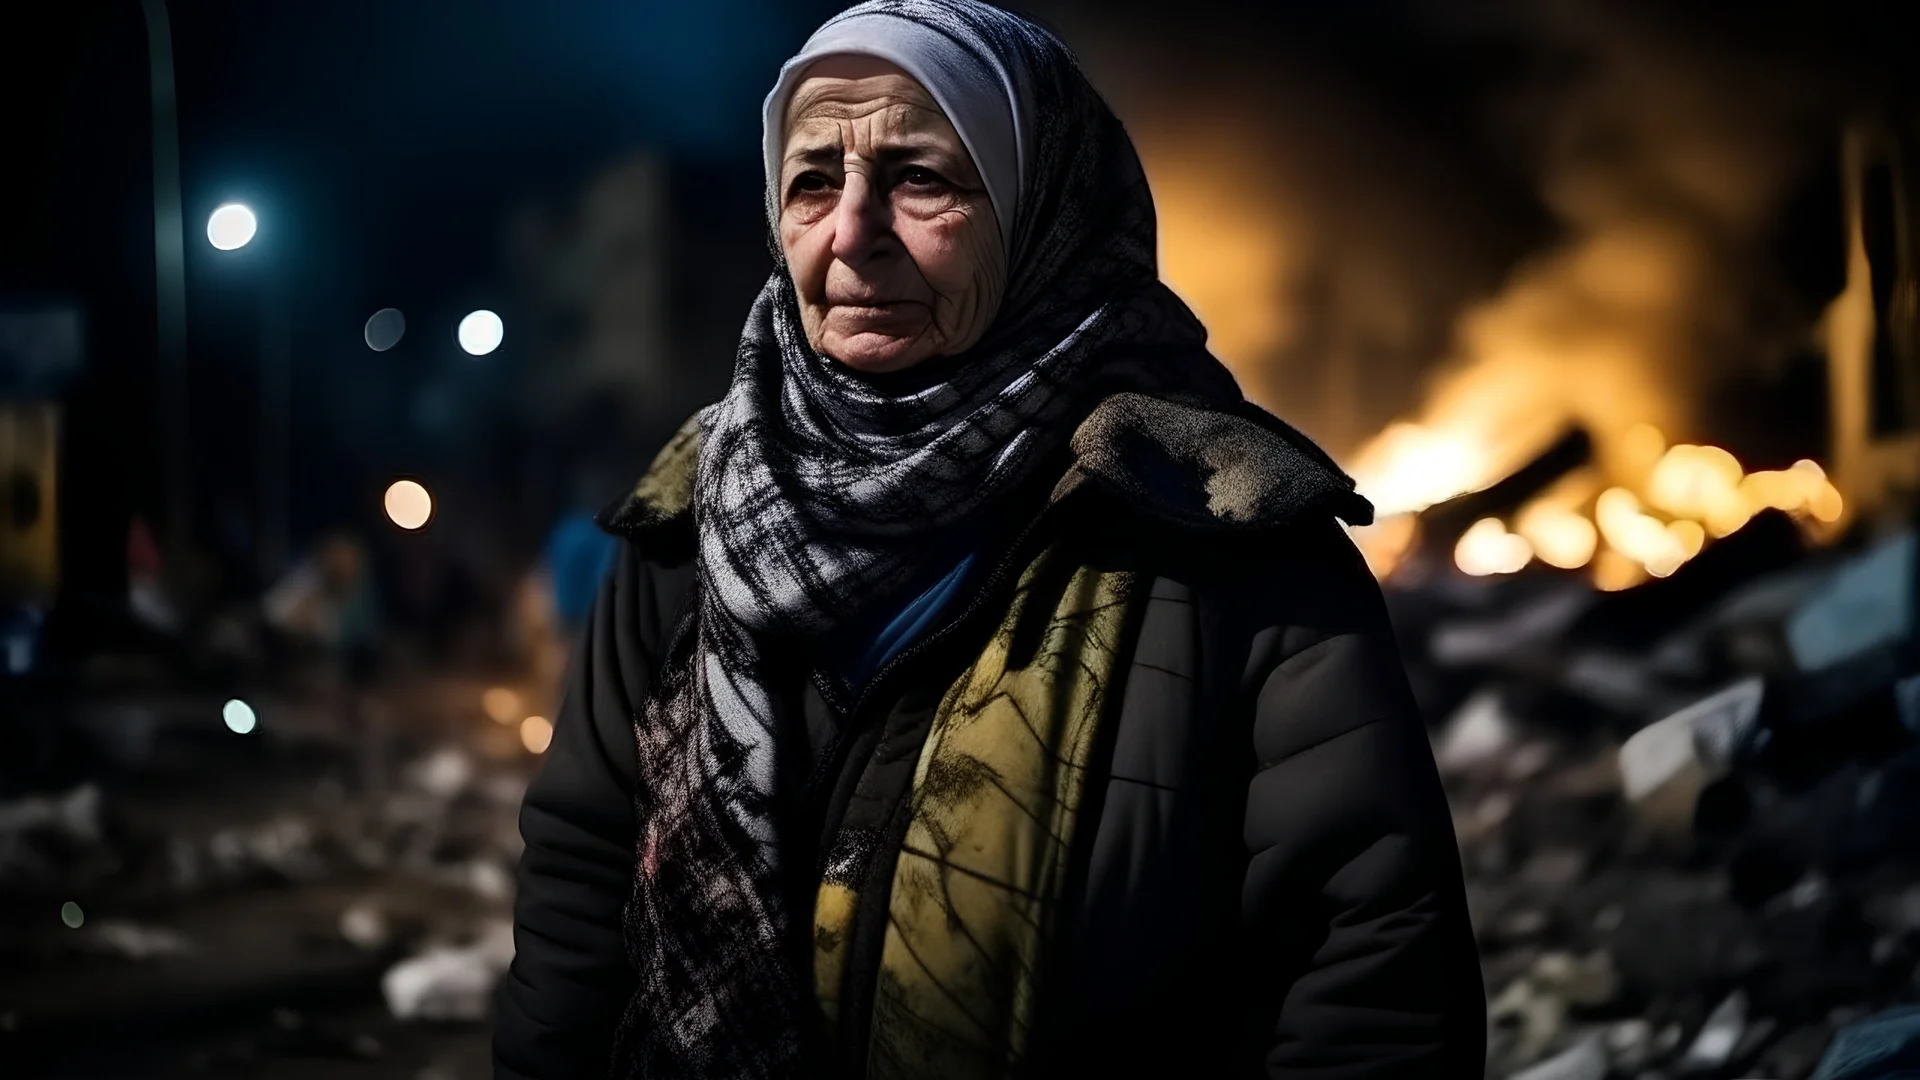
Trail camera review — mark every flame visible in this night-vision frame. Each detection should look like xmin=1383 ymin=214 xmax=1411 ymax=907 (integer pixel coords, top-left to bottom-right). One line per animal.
xmin=1594 ymin=487 xmax=1683 ymax=576
xmin=1455 ymin=518 xmax=1534 ymax=576
xmin=1422 ymin=444 xmax=1842 ymax=583
xmin=1592 ymin=549 xmax=1645 ymax=592
xmin=1646 ymin=443 xmax=1747 ymax=535
xmin=1125 ymin=62 xmax=1843 ymax=592
xmin=1349 ymin=423 xmax=1496 ymax=519
xmin=1741 ymin=459 xmax=1843 ymax=523
xmin=1342 ymin=231 xmax=1844 ymax=587
xmin=1149 ymin=141 xmax=1301 ymax=382
xmin=1351 ymin=513 xmax=1419 ymax=579
xmin=1514 ymin=503 xmax=1598 ymax=570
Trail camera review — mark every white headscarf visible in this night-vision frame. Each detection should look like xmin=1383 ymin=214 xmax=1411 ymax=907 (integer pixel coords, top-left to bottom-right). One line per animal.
xmin=759 ymin=8 xmax=1031 ymax=255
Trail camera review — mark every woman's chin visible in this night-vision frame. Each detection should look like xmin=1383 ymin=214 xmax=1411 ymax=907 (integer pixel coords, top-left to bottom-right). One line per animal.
xmin=821 ymin=330 xmax=936 ymax=373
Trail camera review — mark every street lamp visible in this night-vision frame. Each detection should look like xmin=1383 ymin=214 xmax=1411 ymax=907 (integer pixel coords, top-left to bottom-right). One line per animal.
xmin=207 ymin=200 xmax=288 ymax=581
xmin=206 ymin=203 xmax=257 ymax=250
xmin=141 ymin=0 xmax=190 ymax=563
xmin=457 ymin=309 xmax=504 ymax=356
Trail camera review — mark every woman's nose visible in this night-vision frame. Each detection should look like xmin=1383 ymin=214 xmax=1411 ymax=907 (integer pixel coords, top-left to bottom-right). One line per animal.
xmin=829 ymin=167 xmax=892 ymax=266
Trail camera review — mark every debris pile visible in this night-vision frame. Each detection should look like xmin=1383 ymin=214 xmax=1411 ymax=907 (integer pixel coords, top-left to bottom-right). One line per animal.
xmin=1393 ymin=510 xmax=1920 ymax=1079
xmin=0 ymin=732 xmax=531 ymax=1055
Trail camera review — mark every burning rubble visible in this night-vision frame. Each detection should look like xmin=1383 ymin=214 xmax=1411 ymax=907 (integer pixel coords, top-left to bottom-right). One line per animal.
xmin=1357 ymin=317 xmax=1920 ymax=1077
xmin=1313 ymin=27 xmax=1920 ymax=1068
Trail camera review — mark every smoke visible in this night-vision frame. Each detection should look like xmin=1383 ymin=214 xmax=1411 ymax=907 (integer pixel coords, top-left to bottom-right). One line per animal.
xmin=1393 ymin=0 xmax=1841 ymax=484
xmin=1028 ymin=0 xmax=1851 ymax=476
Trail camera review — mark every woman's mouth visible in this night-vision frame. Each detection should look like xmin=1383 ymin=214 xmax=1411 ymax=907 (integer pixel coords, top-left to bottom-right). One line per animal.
xmin=828 ymin=301 xmax=927 ymax=329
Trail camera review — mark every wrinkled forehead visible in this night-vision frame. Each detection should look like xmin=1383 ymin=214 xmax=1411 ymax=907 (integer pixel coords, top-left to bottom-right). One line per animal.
xmin=786 ymin=56 xmax=933 ymax=117
xmin=783 ymin=68 xmax=950 ymax=142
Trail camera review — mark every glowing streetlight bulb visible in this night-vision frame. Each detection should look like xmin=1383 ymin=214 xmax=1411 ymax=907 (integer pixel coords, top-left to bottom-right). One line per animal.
xmin=222 ymin=698 xmax=257 ymax=734
xmin=384 ymin=480 xmax=433 ymax=530
xmin=458 ymin=310 xmax=503 ymax=356
xmin=207 ymin=203 xmax=257 ymax=250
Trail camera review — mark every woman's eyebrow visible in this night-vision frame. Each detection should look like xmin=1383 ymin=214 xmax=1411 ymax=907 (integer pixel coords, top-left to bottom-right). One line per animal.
xmin=785 ymin=140 xmax=967 ymax=177
xmin=871 ymin=141 xmax=956 ymax=165
xmin=785 ymin=144 xmax=843 ymax=169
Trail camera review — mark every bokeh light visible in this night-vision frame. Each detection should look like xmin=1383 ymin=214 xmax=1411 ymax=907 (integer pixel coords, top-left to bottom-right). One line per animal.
xmin=1514 ymin=504 xmax=1598 ymax=570
xmin=60 ymin=902 xmax=83 ymax=929
xmin=457 ymin=310 xmax=504 ymax=356
xmin=520 ymin=715 xmax=553 ymax=754
xmin=364 ymin=308 xmax=406 ymax=352
xmin=222 ymin=699 xmax=257 ymax=734
xmin=206 ymin=203 xmax=257 ymax=250
xmin=1454 ymin=517 xmax=1534 ymax=576
xmin=482 ymin=687 xmax=522 ymax=725
xmin=384 ymin=480 xmax=433 ymax=530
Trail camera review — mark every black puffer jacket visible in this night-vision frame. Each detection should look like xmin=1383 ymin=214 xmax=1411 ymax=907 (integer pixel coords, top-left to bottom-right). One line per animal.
xmin=495 ymin=407 xmax=1485 ymax=1079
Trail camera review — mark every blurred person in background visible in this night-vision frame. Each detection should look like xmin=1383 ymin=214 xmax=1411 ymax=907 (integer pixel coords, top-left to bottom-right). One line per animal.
xmin=507 ymin=473 xmax=625 ymax=705
xmin=496 ymin=1 xmax=1482 ymax=1077
xmin=542 ymin=472 xmax=624 ymax=642
xmin=263 ymin=530 xmax=382 ymax=675
xmin=263 ymin=530 xmax=387 ymax=787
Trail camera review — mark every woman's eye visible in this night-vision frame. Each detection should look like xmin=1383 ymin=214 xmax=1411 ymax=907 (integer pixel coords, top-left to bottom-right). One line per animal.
xmin=788 ymin=171 xmax=831 ymax=197
xmin=898 ymin=167 xmax=946 ymax=189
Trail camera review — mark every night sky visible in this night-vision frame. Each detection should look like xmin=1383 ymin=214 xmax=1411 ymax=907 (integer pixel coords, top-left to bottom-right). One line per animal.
xmin=2 ymin=0 xmax=839 ymax=625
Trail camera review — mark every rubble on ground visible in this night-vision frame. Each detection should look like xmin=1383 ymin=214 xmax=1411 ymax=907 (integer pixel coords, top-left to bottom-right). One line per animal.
xmin=1401 ymin=507 xmax=1920 ymax=1079
xmin=6 ymin=496 xmax=1917 ymax=1077
xmin=379 ymin=918 xmax=515 ymax=1022
xmin=0 ymin=718 xmax=532 ymax=1047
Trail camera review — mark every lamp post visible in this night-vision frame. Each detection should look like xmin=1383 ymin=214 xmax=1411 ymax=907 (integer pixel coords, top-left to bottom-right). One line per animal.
xmin=204 ymin=202 xmax=291 ymax=584
xmin=140 ymin=0 xmax=191 ymax=566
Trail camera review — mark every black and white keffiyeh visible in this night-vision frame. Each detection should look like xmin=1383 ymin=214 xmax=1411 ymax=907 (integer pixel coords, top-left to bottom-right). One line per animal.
xmin=613 ymin=2 xmax=1241 ymax=1075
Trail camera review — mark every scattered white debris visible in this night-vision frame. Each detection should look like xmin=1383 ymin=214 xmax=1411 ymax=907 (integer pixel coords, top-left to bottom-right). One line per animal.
xmin=462 ymin=859 xmax=513 ymax=904
xmin=1618 ymin=678 xmax=1765 ymax=828
xmin=85 ymin=919 xmax=195 ymax=961
xmin=1490 ymin=976 xmax=1567 ymax=1067
xmin=0 ymin=784 xmax=102 ymax=843
xmin=1681 ymin=990 xmax=1747 ymax=1071
xmin=1436 ymin=689 xmax=1517 ymax=777
xmin=1605 ymin=1017 xmax=1653 ymax=1072
xmin=207 ymin=818 xmax=325 ymax=880
xmin=339 ymin=902 xmax=392 ymax=951
xmin=1531 ymin=950 xmax=1619 ymax=1008
xmin=1510 ymin=1034 xmax=1607 ymax=1080
xmin=406 ymin=748 xmax=474 ymax=800
xmin=381 ymin=920 xmax=515 ymax=1021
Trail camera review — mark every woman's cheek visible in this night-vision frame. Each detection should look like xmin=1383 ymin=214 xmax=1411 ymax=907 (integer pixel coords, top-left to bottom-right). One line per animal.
xmin=782 ymin=222 xmax=827 ymax=292
xmin=912 ymin=217 xmax=981 ymax=295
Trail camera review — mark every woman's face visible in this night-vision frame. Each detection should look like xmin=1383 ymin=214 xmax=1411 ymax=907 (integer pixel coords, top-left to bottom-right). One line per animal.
xmin=778 ymin=56 xmax=1006 ymax=373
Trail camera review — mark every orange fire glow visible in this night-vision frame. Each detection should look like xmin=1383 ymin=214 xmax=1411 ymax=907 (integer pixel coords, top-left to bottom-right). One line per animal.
xmin=1135 ymin=106 xmax=1844 ymax=591
xmin=1455 ymin=518 xmax=1534 ymax=576
xmin=1352 ymin=432 xmax=1843 ymax=584
xmin=1514 ymin=503 xmax=1598 ymax=570
xmin=1337 ymin=225 xmax=1842 ymax=585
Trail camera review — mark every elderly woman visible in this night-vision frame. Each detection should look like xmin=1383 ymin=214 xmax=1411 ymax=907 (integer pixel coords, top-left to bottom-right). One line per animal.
xmin=494 ymin=2 xmax=1483 ymax=1077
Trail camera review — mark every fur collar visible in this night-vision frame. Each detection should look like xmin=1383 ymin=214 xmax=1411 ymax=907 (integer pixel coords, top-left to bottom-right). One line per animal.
xmin=598 ymin=394 xmax=1372 ymax=555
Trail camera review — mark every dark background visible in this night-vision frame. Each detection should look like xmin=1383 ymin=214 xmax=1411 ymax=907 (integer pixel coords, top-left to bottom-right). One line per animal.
xmin=2 ymin=2 xmax=1918 ymax=1078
